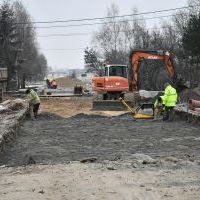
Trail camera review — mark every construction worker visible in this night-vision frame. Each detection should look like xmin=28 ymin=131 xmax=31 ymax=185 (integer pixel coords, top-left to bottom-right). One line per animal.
xmin=154 ymin=96 xmax=165 ymax=116
xmin=162 ymin=82 xmax=178 ymax=121
xmin=46 ymin=79 xmax=51 ymax=89
xmin=50 ymin=79 xmax=58 ymax=89
xmin=26 ymin=89 xmax=41 ymax=119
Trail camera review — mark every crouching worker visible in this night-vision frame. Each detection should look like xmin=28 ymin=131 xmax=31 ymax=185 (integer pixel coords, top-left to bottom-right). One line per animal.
xmin=26 ymin=89 xmax=41 ymax=119
xmin=154 ymin=96 xmax=165 ymax=116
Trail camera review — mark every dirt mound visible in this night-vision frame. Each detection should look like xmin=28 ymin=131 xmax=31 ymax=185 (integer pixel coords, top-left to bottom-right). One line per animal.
xmin=36 ymin=112 xmax=64 ymax=120
xmin=56 ymin=76 xmax=85 ymax=88
xmin=10 ymin=101 xmax=25 ymax=111
xmin=71 ymin=113 xmax=110 ymax=119
xmin=0 ymin=99 xmax=26 ymax=114
xmin=40 ymin=97 xmax=92 ymax=118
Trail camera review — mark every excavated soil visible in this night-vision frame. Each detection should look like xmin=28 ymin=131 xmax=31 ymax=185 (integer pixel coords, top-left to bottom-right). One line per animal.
xmin=1 ymin=97 xmax=200 ymax=200
xmin=0 ymin=101 xmax=200 ymax=166
xmin=55 ymin=76 xmax=85 ymax=88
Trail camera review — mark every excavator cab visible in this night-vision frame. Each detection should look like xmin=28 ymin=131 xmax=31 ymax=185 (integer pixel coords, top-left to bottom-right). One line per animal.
xmin=104 ymin=65 xmax=127 ymax=78
xmin=92 ymin=64 xmax=129 ymax=100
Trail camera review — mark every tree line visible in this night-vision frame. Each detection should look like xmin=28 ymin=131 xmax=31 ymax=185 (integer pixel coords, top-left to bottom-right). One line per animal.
xmin=0 ymin=0 xmax=48 ymax=90
xmin=85 ymin=0 xmax=200 ymax=87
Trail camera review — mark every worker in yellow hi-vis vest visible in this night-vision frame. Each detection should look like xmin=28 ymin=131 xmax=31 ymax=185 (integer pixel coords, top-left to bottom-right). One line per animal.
xmin=162 ymin=82 xmax=178 ymax=121
xmin=26 ymin=89 xmax=41 ymax=119
xmin=154 ymin=96 xmax=165 ymax=116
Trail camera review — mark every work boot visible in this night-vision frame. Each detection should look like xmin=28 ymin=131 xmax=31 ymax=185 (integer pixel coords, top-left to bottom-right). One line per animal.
xmin=163 ymin=111 xmax=169 ymax=121
xmin=168 ymin=109 xmax=174 ymax=122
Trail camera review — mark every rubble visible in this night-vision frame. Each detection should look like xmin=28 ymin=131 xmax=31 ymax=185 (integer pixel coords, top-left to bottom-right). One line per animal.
xmin=80 ymin=157 xmax=97 ymax=163
xmin=0 ymin=99 xmax=28 ymax=152
xmin=130 ymin=154 xmax=157 ymax=165
xmin=175 ymin=103 xmax=200 ymax=124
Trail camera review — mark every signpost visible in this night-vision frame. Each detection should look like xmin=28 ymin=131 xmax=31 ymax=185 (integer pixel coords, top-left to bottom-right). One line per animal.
xmin=0 ymin=88 xmax=3 ymax=103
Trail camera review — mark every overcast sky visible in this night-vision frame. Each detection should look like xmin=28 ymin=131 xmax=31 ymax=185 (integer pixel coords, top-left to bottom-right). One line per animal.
xmin=20 ymin=0 xmax=189 ymax=70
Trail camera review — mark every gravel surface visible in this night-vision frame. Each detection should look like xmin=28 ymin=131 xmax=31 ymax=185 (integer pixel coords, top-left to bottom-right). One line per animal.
xmin=0 ymin=98 xmax=200 ymax=200
xmin=0 ymin=112 xmax=200 ymax=167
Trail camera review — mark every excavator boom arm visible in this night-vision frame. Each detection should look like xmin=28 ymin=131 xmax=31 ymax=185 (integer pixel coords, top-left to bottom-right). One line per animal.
xmin=130 ymin=50 xmax=177 ymax=89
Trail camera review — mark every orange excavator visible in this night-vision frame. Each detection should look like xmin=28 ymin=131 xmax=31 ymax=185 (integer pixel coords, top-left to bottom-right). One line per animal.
xmin=92 ymin=50 xmax=183 ymax=101
xmin=92 ymin=64 xmax=129 ymax=100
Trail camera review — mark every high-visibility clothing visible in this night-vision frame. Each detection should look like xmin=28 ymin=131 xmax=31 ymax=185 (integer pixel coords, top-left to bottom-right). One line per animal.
xmin=163 ymin=85 xmax=177 ymax=107
xmin=154 ymin=95 xmax=165 ymax=108
xmin=160 ymin=96 xmax=165 ymax=106
xmin=154 ymin=100 xmax=158 ymax=108
xmin=154 ymin=96 xmax=165 ymax=116
xmin=29 ymin=89 xmax=40 ymax=105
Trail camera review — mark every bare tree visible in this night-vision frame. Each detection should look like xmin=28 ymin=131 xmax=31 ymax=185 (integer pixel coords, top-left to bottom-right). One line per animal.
xmin=188 ymin=0 xmax=200 ymax=16
xmin=93 ymin=4 xmax=124 ymax=64
xmin=0 ymin=1 xmax=19 ymax=89
xmin=149 ymin=27 xmax=164 ymax=49
xmin=13 ymin=1 xmax=48 ymax=85
xmin=90 ymin=1 xmax=200 ymax=87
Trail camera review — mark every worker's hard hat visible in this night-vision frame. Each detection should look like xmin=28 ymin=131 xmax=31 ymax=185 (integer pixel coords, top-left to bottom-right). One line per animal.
xmin=26 ymin=88 xmax=30 ymax=94
xmin=164 ymin=82 xmax=170 ymax=89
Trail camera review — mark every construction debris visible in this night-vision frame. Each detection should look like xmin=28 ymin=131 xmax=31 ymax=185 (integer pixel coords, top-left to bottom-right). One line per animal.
xmin=175 ymin=103 xmax=200 ymax=124
xmin=0 ymin=99 xmax=28 ymax=152
xmin=80 ymin=157 xmax=97 ymax=163
xmin=189 ymin=99 xmax=200 ymax=114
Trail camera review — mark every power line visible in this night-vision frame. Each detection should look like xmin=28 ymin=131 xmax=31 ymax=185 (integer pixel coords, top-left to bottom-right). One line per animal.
xmin=35 ymin=5 xmax=196 ymax=51
xmin=33 ymin=13 xmax=180 ymax=29
xmin=37 ymin=25 xmax=176 ymax=38
xmin=38 ymin=33 xmax=92 ymax=37
xmin=39 ymin=45 xmax=98 ymax=51
xmin=18 ymin=4 xmax=198 ymax=25
xmin=39 ymin=48 xmax=86 ymax=51
xmin=36 ymin=14 xmax=179 ymax=38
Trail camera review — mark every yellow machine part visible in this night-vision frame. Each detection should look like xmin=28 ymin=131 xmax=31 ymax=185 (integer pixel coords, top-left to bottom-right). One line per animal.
xmin=119 ymin=98 xmax=154 ymax=119
xmin=133 ymin=113 xmax=154 ymax=119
